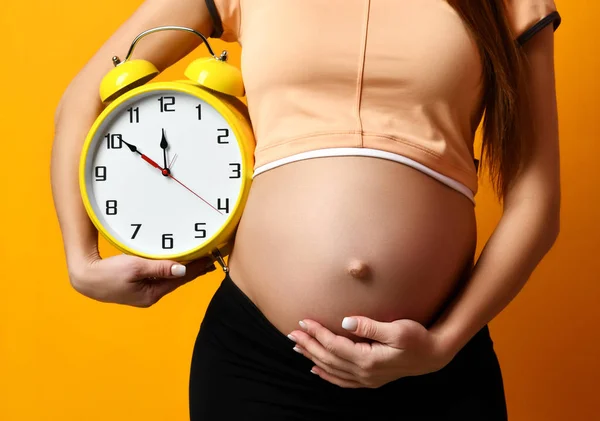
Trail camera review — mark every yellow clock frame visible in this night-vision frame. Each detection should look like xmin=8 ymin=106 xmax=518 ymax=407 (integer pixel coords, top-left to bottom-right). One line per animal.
xmin=78 ymin=26 xmax=255 ymax=270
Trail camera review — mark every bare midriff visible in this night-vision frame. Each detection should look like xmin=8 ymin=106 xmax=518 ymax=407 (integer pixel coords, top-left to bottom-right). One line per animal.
xmin=226 ymin=155 xmax=477 ymax=341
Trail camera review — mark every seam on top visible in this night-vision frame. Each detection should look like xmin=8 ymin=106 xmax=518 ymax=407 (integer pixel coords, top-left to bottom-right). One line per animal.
xmin=354 ymin=0 xmax=371 ymax=147
xmin=363 ymin=132 xmax=476 ymax=175
xmin=252 ymin=148 xmax=476 ymax=204
xmin=254 ymin=130 xmax=362 ymax=151
xmin=254 ymin=130 xmax=477 ymax=177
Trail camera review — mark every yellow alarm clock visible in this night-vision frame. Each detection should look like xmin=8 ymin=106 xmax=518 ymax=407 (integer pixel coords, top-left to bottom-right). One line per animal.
xmin=79 ymin=26 xmax=255 ymax=272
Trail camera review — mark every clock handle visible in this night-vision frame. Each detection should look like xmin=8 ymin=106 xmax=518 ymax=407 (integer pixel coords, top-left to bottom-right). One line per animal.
xmin=100 ymin=26 xmax=224 ymax=102
xmin=105 ymin=25 xmax=245 ymax=98
xmin=121 ymin=25 xmax=220 ymax=62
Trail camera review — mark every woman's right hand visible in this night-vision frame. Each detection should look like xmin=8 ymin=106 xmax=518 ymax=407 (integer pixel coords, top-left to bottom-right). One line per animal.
xmin=68 ymin=253 xmax=218 ymax=308
xmin=51 ymin=0 xmax=220 ymax=308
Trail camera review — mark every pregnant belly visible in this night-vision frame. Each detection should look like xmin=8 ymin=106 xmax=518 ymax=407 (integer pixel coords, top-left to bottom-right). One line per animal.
xmin=226 ymin=155 xmax=477 ymax=341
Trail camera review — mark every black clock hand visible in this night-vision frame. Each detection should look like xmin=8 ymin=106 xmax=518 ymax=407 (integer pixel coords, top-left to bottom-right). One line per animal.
xmin=160 ymin=128 xmax=170 ymax=176
xmin=122 ymin=139 xmax=166 ymax=173
xmin=121 ymin=138 xmax=143 ymax=155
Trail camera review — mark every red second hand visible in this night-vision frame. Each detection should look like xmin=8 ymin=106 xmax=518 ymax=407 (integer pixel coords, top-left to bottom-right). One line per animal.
xmin=168 ymin=173 xmax=224 ymax=215
xmin=139 ymin=153 xmax=223 ymax=216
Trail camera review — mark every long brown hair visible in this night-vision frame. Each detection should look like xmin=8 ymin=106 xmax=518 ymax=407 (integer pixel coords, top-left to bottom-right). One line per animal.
xmin=448 ymin=0 xmax=528 ymax=201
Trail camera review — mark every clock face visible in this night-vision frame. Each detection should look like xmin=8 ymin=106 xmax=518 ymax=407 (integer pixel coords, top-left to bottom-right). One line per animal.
xmin=83 ymin=88 xmax=244 ymax=258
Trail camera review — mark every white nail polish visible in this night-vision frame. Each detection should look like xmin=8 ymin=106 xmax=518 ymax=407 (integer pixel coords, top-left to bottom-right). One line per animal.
xmin=287 ymin=334 xmax=297 ymax=342
xmin=293 ymin=346 xmax=302 ymax=354
xmin=342 ymin=317 xmax=358 ymax=331
xmin=171 ymin=264 xmax=186 ymax=277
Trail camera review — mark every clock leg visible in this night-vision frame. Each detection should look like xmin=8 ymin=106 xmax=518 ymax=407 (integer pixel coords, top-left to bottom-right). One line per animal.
xmin=211 ymin=248 xmax=229 ymax=273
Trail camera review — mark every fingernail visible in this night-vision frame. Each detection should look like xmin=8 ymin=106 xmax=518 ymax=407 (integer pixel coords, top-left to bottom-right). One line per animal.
xmin=287 ymin=334 xmax=297 ymax=342
xmin=310 ymin=368 xmax=318 ymax=375
xmin=342 ymin=317 xmax=358 ymax=331
xmin=299 ymin=320 xmax=307 ymax=330
xmin=171 ymin=264 xmax=186 ymax=277
xmin=293 ymin=346 xmax=302 ymax=354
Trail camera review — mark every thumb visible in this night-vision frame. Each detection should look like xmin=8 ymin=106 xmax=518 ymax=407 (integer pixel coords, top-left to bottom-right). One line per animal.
xmin=341 ymin=316 xmax=397 ymax=344
xmin=134 ymin=258 xmax=188 ymax=280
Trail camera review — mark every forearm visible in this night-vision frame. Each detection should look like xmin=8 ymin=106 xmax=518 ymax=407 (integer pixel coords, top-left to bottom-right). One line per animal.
xmin=50 ymin=73 xmax=110 ymax=272
xmin=50 ymin=0 xmax=216 ymax=273
xmin=429 ymin=199 xmax=560 ymax=355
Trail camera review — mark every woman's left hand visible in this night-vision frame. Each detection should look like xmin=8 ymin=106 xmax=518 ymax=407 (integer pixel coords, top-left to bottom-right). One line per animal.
xmin=287 ymin=316 xmax=457 ymax=389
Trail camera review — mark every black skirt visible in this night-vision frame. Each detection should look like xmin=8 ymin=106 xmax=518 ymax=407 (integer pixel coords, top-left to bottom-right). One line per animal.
xmin=189 ymin=270 xmax=508 ymax=421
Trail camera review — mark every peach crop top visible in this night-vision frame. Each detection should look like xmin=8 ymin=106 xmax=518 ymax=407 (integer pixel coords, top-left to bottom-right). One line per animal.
xmin=205 ymin=0 xmax=561 ymax=204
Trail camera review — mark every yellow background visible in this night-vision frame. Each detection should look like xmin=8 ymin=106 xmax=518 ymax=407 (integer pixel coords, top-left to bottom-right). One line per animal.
xmin=0 ymin=1 xmax=598 ymax=420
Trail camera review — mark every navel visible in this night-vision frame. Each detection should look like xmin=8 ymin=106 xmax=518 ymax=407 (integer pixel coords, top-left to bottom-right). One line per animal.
xmin=347 ymin=259 xmax=371 ymax=280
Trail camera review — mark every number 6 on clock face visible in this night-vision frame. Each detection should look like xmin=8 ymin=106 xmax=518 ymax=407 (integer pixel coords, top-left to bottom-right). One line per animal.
xmin=81 ymin=86 xmax=246 ymax=260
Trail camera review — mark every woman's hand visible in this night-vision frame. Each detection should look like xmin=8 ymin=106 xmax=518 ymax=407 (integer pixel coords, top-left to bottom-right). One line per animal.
xmin=68 ymin=252 xmax=217 ymax=308
xmin=287 ymin=316 xmax=456 ymax=389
